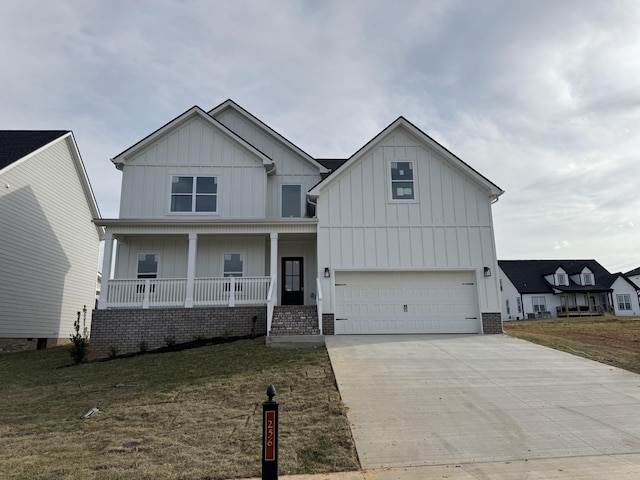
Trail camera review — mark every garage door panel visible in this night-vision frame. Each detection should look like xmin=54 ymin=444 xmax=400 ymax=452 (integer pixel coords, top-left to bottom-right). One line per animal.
xmin=335 ymin=271 xmax=480 ymax=334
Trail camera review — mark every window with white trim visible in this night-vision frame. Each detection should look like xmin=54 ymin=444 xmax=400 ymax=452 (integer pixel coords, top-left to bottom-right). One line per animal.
xmin=506 ymin=299 xmax=510 ymax=315
xmin=137 ymin=253 xmax=158 ymax=279
xmin=556 ymin=273 xmax=566 ymax=285
xmin=171 ymin=176 xmax=217 ymax=212
xmin=583 ymin=273 xmax=593 ymax=285
xmin=223 ymin=253 xmax=244 ymax=277
xmin=517 ymin=297 xmax=522 ymax=313
xmin=532 ymin=296 xmax=547 ymax=312
xmin=389 ymin=161 xmax=415 ymax=200
xmin=617 ymin=294 xmax=632 ymax=310
xmin=281 ymin=184 xmax=302 ymax=217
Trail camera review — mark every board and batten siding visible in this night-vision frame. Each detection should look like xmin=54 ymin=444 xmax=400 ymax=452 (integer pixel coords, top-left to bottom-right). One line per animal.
xmin=316 ymin=126 xmax=501 ymax=314
xmin=214 ymin=108 xmax=323 ymax=218
xmin=119 ymin=116 xmax=267 ymax=219
xmin=0 ymin=137 xmax=100 ymax=339
xmin=115 ymin=235 xmax=266 ymax=279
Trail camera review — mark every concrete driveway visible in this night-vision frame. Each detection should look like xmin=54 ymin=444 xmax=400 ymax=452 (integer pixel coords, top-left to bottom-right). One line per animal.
xmin=325 ymin=334 xmax=640 ymax=478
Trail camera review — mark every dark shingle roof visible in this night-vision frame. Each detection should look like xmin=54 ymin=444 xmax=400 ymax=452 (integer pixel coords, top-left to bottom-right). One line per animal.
xmin=0 ymin=131 xmax=68 ymax=170
xmin=625 ymin=266 xmax=640 ymax=276
xmin=316 ymin=158 xmax=348 ymax=172
xmin=498 ymin=259 xmax=613 ymax=294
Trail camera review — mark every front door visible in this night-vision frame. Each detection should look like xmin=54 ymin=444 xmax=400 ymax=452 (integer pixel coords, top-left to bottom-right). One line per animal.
xmin=281 ymin=257 xmax=304 ymax=305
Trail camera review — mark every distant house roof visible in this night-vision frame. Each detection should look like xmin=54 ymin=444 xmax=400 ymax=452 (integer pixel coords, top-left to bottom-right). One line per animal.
xmin=625 ymin=266 xmax=640 ymax=277
xmin=316 ymin=158 xmax=347 ymax=172
xmin=0 ymin=131 xmax=69 ymax=170
xmin=498 ymin=259 xmax=614 ymax=294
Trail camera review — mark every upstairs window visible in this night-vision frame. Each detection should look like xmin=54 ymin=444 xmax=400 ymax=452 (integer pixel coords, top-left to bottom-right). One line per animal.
xmin=506 ymin=299 xmax=510 ymax=315
xmin=583 ymin=273 xmax=593 ymax=285
xmin=390 ymin=161 xmax=415 ymax=200
xmin=281 ymin=185 xmax=302 ymax=217
xmin=171 ymin=176 xmax=217 ymax=213
xmin=556 ymin=273 xmax=566 ymax=286
xmin=517 ymin=297 xmax=522 ymax=313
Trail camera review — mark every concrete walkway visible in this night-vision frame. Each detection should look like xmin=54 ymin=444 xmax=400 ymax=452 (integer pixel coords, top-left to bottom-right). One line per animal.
xmin=322 ymin=334 xmax=640 ymax=478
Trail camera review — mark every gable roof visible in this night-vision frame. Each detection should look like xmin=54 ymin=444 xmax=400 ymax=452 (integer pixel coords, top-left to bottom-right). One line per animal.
xmin=498 ymin=259 xmax=614 ymax=294
xmin=110 ymin=106 xmax=274 ymax=170
xmin=209 ymin=99 xmax=329 ymax=174
xmin=308 ymin=116 xmax=504 ymax=199
xmin=0 ymin=131 xmax=68 ymax=170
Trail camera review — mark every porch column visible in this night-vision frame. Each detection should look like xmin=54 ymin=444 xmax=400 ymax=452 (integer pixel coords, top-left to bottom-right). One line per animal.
xmin=270 ymin=233 xmax=278 ymax=305
xmin=97 ymin=232 xmax=114 ymax=310
xmin=185 ymin=232 xmax=197 ymax=308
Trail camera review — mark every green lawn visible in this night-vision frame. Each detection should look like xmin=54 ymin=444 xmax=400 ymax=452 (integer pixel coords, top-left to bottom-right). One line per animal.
xmin=0 ymin=338 xmax=359 ymax=479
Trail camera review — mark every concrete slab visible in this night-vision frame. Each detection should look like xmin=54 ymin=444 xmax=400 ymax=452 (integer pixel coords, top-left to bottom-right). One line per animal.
xmin=325 ymin=334 xmax=640 ymax=473
xmin=266 ymin=335 xmax=325 ymax=348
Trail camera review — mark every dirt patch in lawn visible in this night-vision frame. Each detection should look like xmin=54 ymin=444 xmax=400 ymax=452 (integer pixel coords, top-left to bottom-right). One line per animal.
xmin=504 ymin=316 xmax=640 ymax=374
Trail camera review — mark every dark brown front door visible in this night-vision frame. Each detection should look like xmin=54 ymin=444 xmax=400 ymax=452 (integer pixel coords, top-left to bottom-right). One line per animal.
xmin=281 ymin=257 xmax=304 ymax=305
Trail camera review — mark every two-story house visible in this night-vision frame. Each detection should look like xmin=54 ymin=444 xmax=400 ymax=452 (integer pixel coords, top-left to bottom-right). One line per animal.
xmin=0 ymin=131 xmax=101 ymax=351
xmin=90 ymin=100 xmax=504 ymax=357
xmin=499 ymin=259 xmax=640 ymax=320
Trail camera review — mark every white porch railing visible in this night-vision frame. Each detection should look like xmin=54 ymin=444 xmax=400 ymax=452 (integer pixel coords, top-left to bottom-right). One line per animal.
xmin=266 ymin=276 xmax=275 ymax=336
xmin=105 ymin=277 xmax=271 ymax=309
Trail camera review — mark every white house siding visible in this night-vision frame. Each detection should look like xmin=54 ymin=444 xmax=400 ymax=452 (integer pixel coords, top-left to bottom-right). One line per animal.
xmin=119 ymin=116 xmax=267 ymax=219
xmin=316 ymin=126 xmax=501 ymax=318
xmin=498 ymin=269 xmax=523 ymax=321
xmin=611 ymin=277 xmax=640 ymax=316
xmin=115 ymin=235 xmax=266 ymax=278
xmin=0 ymin=137 xmax=100 ymax=340
xmin=214 ymin=108 xmax=322 ymax=218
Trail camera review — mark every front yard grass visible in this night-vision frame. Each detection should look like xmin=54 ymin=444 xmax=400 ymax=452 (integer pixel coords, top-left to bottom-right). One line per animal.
xmin=0 ymin=338 xmax=359 ymax=480
xmin=504 ymin=315 xmax=640 ymax=374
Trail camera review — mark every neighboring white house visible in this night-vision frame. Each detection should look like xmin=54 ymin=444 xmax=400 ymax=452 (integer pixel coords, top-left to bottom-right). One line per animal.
xmin=499 ymin=260 xmax=640 ymax=320
xmin=626 ymin=266 xmax=640 ymax=291
xmin=0 ymin=131 xmax=102 ymax=350
xmin=91 ymin=100 xmax=504 ymax=356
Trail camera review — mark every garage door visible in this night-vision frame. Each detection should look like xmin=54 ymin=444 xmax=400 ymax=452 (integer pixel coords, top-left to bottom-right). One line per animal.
xmin=334 ymin=271 xmax=480 ymax=334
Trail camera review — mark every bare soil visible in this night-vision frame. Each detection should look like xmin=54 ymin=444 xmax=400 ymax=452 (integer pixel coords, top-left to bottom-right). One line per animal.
xmin=504 ymin=316 xmax=640 ymax=374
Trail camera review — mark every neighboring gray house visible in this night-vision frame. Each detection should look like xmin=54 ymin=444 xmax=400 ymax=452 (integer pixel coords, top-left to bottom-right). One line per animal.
xmin=0 ymin=131 xmax=102 ymax=350
xmin=91 ymin=100 xmax=504 ymax=356
xmin=499 ymin=260 xmax=640 ymax=320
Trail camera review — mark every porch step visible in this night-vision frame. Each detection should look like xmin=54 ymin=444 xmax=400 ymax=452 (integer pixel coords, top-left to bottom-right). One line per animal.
xmin=270 ymin=305 xmax=320 ymax=336
xmin=266 ymin=335 xmax=325 ymax=348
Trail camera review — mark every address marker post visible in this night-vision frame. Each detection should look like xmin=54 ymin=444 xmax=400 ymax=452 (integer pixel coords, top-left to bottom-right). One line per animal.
xmin=262 ymin=384 xmax=278 ymax=480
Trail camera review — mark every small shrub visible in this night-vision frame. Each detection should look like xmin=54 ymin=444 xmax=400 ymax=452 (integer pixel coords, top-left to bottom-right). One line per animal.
xmin=138 ymin=341 xmax=148 ymax=353
xmin=164 ymin=336 xmax=176 ymax=348
xmin=193 ymin=335 xmax=206 ymax=343
xmin=107 ymin=345 xmax=120 ymax=358
xmin=69 ymin=312 xmax=89 ymax=364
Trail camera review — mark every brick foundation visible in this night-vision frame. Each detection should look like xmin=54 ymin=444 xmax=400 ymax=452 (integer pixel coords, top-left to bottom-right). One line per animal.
xmin=482 ymin=312 xmax=503 ymax=334
xmin=90 ymin=306 xmax=266 ymax=359
xmin=322 ymin=313 xmax=335 ymax=335
xmin=0 ymin=337 xmax=69 ymax=352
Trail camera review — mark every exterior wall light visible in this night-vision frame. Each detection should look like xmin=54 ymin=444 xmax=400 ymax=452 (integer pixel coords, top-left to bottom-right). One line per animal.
xmin=324 ymin=267 xmax=331 ymax=278
xmin=484 ymin=267 xmax=492 ymax=277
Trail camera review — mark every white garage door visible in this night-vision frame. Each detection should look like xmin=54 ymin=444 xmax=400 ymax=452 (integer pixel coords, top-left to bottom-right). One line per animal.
xmin=334 ymin=271 xmax=480 ymax=334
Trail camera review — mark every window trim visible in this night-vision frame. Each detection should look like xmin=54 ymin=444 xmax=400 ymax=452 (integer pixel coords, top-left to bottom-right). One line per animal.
xmin=280 ymin=184 xmax=303 ymax=218
xmin=583 ymin=272 xmax=593 ymax=285
xmin=169 ymin=175 xmax=218 ymax=214
xmin=223 ymin=252 xmax=245 ymax=278
xmin=388 ymin=160 xmax=418 ymax=203
xmin=532 ymin=296 xmax=547 ymax=313
xmin=556 ymin=273 xmax=566 ymax=286
xmin=617 ymin=294 xmax=632 ymax=311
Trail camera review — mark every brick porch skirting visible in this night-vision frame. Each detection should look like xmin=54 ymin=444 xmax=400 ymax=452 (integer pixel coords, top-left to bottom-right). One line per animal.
xmin=482 ymin=312 xmax=503 ymax=334
xmin=90 ymin=306 xmax=266 ymax=359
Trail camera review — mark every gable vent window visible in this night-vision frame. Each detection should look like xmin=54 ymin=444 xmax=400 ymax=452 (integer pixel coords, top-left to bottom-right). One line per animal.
xmin=390 ymin=161 xmax=415 ymax=200
xmin=171 ymin=176 xmax=217 ymax=213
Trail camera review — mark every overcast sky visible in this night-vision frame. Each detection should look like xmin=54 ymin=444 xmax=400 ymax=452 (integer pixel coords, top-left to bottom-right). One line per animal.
xmin=1 ymin=0 xmax=638 ymax=273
